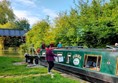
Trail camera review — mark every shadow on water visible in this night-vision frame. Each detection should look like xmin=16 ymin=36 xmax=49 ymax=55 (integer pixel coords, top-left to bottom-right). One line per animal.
xmin=0 ymin=50 xmax=24 ymax=58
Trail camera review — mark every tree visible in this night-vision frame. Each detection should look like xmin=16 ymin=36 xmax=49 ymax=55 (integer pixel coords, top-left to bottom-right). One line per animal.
xmin=25 ymin=0 xmax=118 ymax=48
xmin=0 ymin=0 xmax=15 ymax=24
xmin=26 ymin=19 xmax=51 ymax=48
xmin=0 ymin=0 xmax=30 ymax=30
xmin=0 ymin=22 xmax=16 ymax=29
xmin=14 ymin=18 xmax=30 ymax=30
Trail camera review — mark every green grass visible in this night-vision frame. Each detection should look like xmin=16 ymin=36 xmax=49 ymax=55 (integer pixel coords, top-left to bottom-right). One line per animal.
xmin=0 ymin=56 xmax=80 ymax=83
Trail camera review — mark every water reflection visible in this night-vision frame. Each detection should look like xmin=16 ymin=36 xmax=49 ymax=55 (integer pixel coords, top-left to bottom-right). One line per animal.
xmin=0 ymin=50 xmax=24 ymax=57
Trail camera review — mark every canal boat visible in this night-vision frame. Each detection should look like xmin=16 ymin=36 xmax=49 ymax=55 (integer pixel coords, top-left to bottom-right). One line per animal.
xmin=39 ymin=46 xmax=118 ymax=83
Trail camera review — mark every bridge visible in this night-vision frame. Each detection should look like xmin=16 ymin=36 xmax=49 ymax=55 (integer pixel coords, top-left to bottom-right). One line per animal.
xmin=0 ymin=29 xmax=27 ymax=50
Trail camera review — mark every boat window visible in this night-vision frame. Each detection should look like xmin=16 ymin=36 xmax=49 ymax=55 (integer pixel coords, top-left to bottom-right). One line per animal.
xmin=42 ymin=51 xmax=46 ymax=56
xmin=83 ymin=55 xmax=101 ymax=71
xmin=55 ymin=52 xmax=64 ymax=62
xmin=66 ymin=53 xmax=71 ymax=63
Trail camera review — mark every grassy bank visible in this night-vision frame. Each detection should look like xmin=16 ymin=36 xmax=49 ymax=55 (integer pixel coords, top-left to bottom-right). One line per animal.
xmin=0 ymin=56 xmax=81 ymax=83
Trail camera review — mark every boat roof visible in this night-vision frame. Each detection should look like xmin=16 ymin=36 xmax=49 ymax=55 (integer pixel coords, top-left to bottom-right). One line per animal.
xmin=54 ymin=45 xmax=118 ymax=53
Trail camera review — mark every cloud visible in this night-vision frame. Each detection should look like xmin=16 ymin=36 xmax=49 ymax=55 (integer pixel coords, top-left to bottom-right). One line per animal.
xmin=28 ymin=16 xmax=41 ymax=26
xmin=14 ymin=10 xmax=40 ymax=26
xmin=10 ymin=0 xmax=37 ymax=7
xmin=42 ymin=8 xmax=58 ymax=19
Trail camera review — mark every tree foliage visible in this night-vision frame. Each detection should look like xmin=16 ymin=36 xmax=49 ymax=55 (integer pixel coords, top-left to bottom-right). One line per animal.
xmin=0 ymin=0 xmax=30 ymax=30
xmin=0 ymin=0 xmax=15 ymax=24
xmin=26 ymin=20 xmax=51 ymax=48
xmin=14 ymin=18 xmax=30 ymax=30
xmin=25 ymin=0 xmax=118 ymax=48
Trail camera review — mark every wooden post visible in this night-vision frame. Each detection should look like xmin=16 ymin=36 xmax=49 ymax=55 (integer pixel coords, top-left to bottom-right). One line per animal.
xmin=0 ymin=37 xmax=4 ymax=50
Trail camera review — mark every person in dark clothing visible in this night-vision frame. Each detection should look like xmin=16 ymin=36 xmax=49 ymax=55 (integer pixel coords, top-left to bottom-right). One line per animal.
xmin=50 ymin=42 xmax=54 ymax=47
xmin=41 ymin=42 xmax=46 ymax=49
xmin=46 ymin=45 xmax=57 ymax=74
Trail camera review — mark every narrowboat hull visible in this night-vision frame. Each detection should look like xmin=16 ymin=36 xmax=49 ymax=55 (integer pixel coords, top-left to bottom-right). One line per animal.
xmin=39 ymin=48 xmax=118 ymax=83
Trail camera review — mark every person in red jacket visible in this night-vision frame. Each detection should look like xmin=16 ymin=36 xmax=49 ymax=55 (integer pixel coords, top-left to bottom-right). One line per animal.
xmin=46 ymin=45 xmax=57 ymax=74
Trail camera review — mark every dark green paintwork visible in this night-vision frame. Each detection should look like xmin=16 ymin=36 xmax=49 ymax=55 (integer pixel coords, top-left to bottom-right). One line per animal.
xmin=40 ymin=48 xmax=118 ymax=76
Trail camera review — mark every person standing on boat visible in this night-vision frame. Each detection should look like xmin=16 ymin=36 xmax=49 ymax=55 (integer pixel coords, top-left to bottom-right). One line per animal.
xmin=46 ymin=45 xmax=57 ymax=74
xmin=57 ymin=42 xmax=62 ymax=48
xmin=50 ymin=42 xmax=55 ymax=48
xmin=41 ymin=42 xmax=46 ymax=49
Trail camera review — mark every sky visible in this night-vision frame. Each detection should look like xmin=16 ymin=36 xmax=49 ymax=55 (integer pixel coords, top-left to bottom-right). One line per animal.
xmin=2 ymin=0 xmax=109 ymax=27
xmin=9 ymin=0 xmax=77 ymax=26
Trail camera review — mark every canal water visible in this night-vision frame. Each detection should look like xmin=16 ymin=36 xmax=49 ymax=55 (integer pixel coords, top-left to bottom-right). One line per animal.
xmin=0 ymin=50 xmax=24 ymax=57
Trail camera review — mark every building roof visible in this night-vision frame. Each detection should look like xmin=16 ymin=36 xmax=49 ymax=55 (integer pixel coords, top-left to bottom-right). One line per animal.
xmin=0 ymin=29 xmax=27 ymax=37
